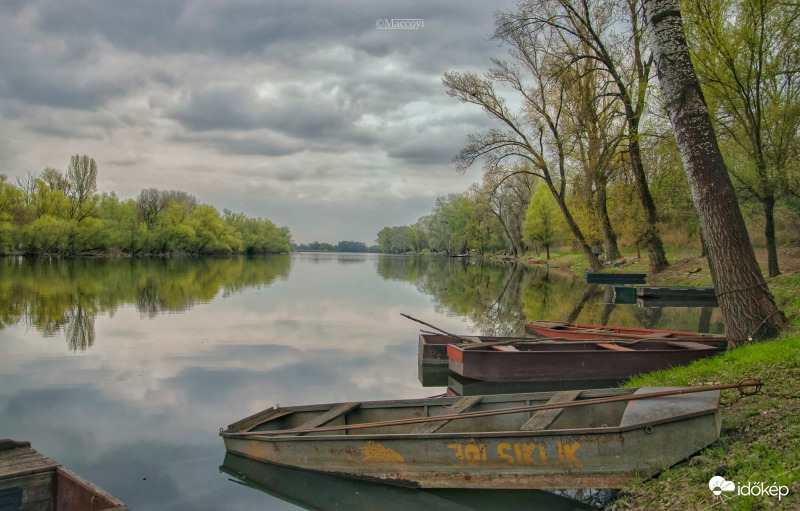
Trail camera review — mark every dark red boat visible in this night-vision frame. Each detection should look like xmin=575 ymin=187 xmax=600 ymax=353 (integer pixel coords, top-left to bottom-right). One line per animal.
xmin=524 ymin=321 xmax=724 ymax=342
xmin=420 ymin=332 xmax=727 ymax=366
xmin=447 ymin=340 xmax=725 ymax=382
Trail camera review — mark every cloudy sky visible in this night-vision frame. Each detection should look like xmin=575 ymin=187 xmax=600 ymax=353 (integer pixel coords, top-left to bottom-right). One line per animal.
xmin=0 ymin=1 xmax=515 ymax=243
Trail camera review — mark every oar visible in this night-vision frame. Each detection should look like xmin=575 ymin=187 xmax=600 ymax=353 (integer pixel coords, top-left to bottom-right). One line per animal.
xmin=401 ymin=313 xmax=476 ymax=343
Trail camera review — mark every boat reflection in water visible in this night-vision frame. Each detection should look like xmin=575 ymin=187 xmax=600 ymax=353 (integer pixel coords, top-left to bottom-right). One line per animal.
xmin=418 ymin=360 xmax=624 ymax=397
xmin=220 ymin=452 xmax=594 ymax=511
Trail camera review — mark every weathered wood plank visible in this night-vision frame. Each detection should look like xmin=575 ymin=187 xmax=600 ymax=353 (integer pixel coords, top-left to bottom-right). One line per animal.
xmin=412 ymin=396 xmax=483 ymax=434
xmin=491 ymin=345 xmax=519 ymax=352
xmin=667 ymin=341 xmax=715 ymax=350
xmin=596 ymin=343 xmax=634 ymax=352
xmin=520 ymin=390 xmax=581 ymax=431
xmin=291 ymin=402 xmax=360 ymax=436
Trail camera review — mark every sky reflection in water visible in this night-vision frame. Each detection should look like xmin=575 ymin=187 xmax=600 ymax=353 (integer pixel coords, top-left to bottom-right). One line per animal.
xmin=0 ymin=254 xmax=723 ymax=510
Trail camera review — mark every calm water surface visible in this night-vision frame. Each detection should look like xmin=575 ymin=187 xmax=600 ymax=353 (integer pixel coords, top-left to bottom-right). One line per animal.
xmin=0 ymin=254 xmax=723 ymax=510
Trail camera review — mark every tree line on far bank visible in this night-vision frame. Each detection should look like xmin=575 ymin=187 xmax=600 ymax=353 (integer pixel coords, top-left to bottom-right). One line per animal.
xmin=0 ymin=155 xmax=292 ymax=256
xmin=292 ymin=240 xmax=379 ymax=253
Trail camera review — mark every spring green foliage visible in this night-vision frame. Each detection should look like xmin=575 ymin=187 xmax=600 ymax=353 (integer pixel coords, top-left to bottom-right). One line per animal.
xmin=522 ymin=185 xmax=568 ymax=259
xmin=1 ymin=156 xmax=292 ymax=256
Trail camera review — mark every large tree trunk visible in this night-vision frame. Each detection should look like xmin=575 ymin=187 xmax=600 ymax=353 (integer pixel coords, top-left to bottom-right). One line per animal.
xmin=643 ymin=0 xmax=786 ymax=345
xmin=594 ymin=174 xmax=622 ymax=260
xmin=627 ymin=122 xmax=670 ymax=272
xmin=764 ymin=195 xmax=780 ymax=277
xmin=547 ymin=182 xmax=603 ymax=271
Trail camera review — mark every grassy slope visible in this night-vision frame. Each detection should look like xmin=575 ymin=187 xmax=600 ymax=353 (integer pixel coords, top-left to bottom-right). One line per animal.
xmin=610 ymin=334 xmax=800 ymax=510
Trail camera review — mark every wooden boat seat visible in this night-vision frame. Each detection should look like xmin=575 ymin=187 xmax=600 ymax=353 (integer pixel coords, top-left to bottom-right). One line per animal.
xmin=596 ymin=343 xmax=634 ymax=351
xmin=290 ymin=402 xmax=360 ymax=436
xmin=666 ymin=341 xmax=714 ymax=350
xmin=412 ymin=396 xmax=482 ymax=434
xmin=520 ymin=390 xmax=581 ymax=431
xmin=492 ymin=345 xmax=519 ymax=352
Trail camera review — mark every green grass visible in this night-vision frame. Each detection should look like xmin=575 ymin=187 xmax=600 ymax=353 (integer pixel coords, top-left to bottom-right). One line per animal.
xmin=624 ymin=335 xmax=800 ymax=388
xmin=769 ymin=272 xmax=800 ymax=326
xmin=613 ymin=334 xmax=800 ymax=510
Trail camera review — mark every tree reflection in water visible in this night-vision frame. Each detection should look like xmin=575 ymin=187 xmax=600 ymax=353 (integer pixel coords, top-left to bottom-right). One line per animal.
xmin=0 ymin=256 xmax=291 ymax=351
xmin=376 ymin=255 xmax=724 ymax=335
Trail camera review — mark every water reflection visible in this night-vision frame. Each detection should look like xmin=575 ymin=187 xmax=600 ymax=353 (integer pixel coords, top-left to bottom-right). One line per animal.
xmin=0 ymin=254 xmax=726 ymax=510
xmin=220 ymin=452 xmax=593 ymax=511
xmin=377 ymin=256 xmax=724 ymax=335
xmin=0 ymin=256 xmax=291 ymax=351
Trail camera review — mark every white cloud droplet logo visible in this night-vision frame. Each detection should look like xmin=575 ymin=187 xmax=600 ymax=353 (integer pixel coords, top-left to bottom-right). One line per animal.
xmin=709 ymin=476 xmax=736 ymax=496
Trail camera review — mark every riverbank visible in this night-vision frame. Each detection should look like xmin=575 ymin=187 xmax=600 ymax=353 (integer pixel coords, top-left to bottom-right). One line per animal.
xmin=507 ymin=246 xmax=800 ymax=508
xmin=509 ymin=246 xmax=800 ymax=325
xmin=611 ymin=334 xmax=800 ymax=510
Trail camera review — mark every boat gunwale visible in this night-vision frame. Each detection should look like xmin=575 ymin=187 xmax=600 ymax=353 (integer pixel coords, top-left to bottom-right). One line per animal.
xmin=226 ymin=388 xmax=639 ymax=431
xmin=222 ymin=390 xmax=720 ymax=439
xmin=447 ymin=343 xmax=719 ymax=354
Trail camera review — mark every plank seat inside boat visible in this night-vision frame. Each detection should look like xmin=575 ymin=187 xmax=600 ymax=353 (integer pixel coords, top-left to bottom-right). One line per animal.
xmin=596 ymin=343 xmax=634 ymax=352
xmin=491 ymin=345 xmax=519 ymax=352
xmin=412 ymin=396 xmax=483 ymax=434
xmin=667 ymin=341 xmax=716 ymax=350
xmin=520 ymin=390 xmax=581 ymax=431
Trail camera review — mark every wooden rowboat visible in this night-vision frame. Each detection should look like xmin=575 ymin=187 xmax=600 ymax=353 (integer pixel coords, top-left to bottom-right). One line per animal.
xmin=420 ymin=334 xmax=527 ymax=366
xmin=0 ymin=440 xmax=128 ymax=511
xmin=448 ymin=340 xmax=724 ymax=382
xmin=420 ymin=332 xmax=726 ymax=366
xmin=220 ymin=387 xmax=722 ymax=489
xmin=524 ymin=321 xmax=724 ymax=342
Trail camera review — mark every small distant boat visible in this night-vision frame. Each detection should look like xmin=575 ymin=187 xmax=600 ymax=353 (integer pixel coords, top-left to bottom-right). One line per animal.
xmin=636 ymin=286 xmax=716 ymax=299
xmin=635 ymin=286 xmax=719 ymax=308
xmin=524 ymin=321 xmax=725 ymax=344
xmin=220 ymin=387 xmax=723 ymax=489
xmin=447 ymin=340 xmax=724 ymax=382
xmin=584 ymin=272 xmax=646 ymax=284
xmin=0 ymin=440 xmax=128 ymax=511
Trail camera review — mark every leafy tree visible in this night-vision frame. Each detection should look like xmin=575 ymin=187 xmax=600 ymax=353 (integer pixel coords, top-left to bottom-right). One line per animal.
xmin=522 ymin=183 xmax=567 ymax=259
xmin=683 ymin=0 xmax=800 ymax=276
xmin=497 ymin=0 xmax=669 ymax=272
xmin=643 ymin=0 xmax=785 ymax=343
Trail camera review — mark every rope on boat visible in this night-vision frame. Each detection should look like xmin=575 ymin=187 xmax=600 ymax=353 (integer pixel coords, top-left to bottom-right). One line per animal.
xmin=222 ymin=378 xmax=761 ymax=438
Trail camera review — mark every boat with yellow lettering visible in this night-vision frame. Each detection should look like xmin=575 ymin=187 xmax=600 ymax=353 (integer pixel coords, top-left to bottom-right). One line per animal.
xmin=219 ymin=386 xmax=724 ymax=489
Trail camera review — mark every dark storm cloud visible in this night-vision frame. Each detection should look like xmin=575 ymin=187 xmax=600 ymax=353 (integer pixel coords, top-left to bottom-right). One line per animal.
xmin=171 ymin=87 xmax=378 ymax=147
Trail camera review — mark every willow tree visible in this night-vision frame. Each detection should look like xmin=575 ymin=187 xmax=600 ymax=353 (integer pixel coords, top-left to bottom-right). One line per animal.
xmin=443 ymin=29 xmax=602 ymax=270
xmin=564 ymin=56 xmax=625 ymax=260
xmin=498 ymin=0 xmax=669 ymax=272
xmin=683 ymin=0 xmax=800 ymax=277
xmin=643 ymin=0 xmax=786 ymax=344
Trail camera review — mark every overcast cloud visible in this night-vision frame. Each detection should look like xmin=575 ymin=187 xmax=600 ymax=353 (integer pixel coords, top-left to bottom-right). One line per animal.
xmin=0 ymin=0 xmax=513 ymax=243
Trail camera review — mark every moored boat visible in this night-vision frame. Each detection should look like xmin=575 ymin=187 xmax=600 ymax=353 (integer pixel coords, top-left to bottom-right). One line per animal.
xmin=584 ymin=272 xmax=646 ymax=284
xmin=220 ymin=386 xmax=723 ymax=489
xmin=0 ymin=440 xmax=128 ymax=511
xmin=420 ymin=332 xmax=726 ymax=366
xmin=448 ymin=340 xmax=724 ymax=382
xmin=524 ymin=321 xmax=725 ymax=343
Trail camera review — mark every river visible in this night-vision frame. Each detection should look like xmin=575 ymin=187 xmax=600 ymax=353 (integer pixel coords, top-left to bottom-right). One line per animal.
xmin=0 ymin=253 xmax=722 ymax=510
